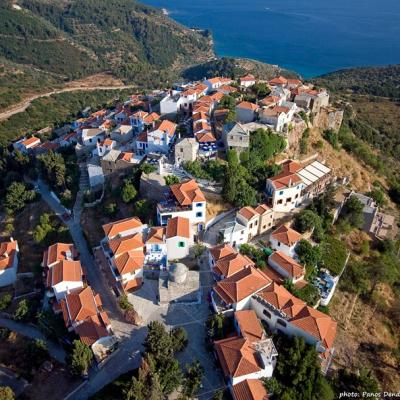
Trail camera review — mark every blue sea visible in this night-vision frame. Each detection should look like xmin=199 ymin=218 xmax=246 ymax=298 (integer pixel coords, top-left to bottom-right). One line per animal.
xmin=141 ymin=0 xmax=400 ymax=77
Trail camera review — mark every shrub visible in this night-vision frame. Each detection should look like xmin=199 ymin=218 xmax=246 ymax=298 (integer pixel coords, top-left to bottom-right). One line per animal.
xmin=0 ymin=293 xmax=12 ymax=311
xmin=69 ymin=340 xmax=93 ymax=376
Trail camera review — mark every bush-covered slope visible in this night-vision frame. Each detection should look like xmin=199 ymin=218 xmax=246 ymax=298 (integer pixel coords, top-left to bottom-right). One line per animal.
xmin=183 ymin=57 xmax=299 ymax=81
xmin=312 ymin=64 xmax=400 ymax=99
xmin=0 ymin=0 xmax=214 ymax=90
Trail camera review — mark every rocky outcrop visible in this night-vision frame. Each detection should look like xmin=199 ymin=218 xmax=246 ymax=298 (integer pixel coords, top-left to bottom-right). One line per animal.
xmin=313 ymin=107 xmax=344 ymax=133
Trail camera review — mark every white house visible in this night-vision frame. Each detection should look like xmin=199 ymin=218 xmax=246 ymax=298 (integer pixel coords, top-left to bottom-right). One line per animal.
xmin=81 ymin=128 xmax=105 ymax=147
xmin=265 ymin=160 xmax=304 ymax=213
xmin=42 ymin=242 xmax=78 ymax=269
xmin=236 ymin=207 xmax=260 ymax=241
xmin=239 ymin=74 xmax=256 ymax=88
xmin=157 ymin=179 xmax=206 ymax=234
xmin=212 ymin=266 xmax=271 ymax=313
xmin=87 ymin=163 xmax=105 ymax=188
xmin=160 ymin=90 xmax=184 ymax=115
xmin=166 ymin=217 xmax=193 ymax=261
xmin=268 ymin=251 xmax=305 ymax=283
xmin=145 ymin=226 xmax=167 ymax=266
xmin=147 ymin=120 xmax=177 ymax=154
xmin=111 ymin=125 xmax=134 ymax=144
xmin=203 ymin=77 xmax=232 ymax=93
xmin=208 ymin=244 xmax=254 ymax=280
xmin=250 ymin=282 xmax=337 ymax=371
xmin=0 ymin=239 xmax=19 ymax=287
xmin=13 ymin=136 xmax=41 ymax=153
xmin=101 ymin=217 xmax=148 ymax=292
xmin=236 ymin=102 xmax=259 ymax=123
xmin=269 ymin=225 xmax=302 ymax=258
xmin=46 ymin=259 xmax=84 ymax=301
xmin=94 ymin=138 xmax=116 ymax=157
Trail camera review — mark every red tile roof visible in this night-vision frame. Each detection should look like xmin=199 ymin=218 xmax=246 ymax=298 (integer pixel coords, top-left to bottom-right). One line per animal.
xmin=0 ymin=240 xmax=18 ymax=271
xmin=170 ymin=179 xmax=205 ymax=205
xmin=235 ymin=310 xmax=265 ymax=342
xmin=48 ymin=260 xmax=83 ymax=286
xmin=214 ymin=266 xmax=271 ymax=305
xmin=215 ymin=336 xmax=262 ymax=378
xmin=166 ymin=217 xmax=190 ymax=239
xmin=75 ymin=314 xmax=110 ymax=346
xmin=213 ymin=252 xmax=254 ymax=279
xmin=237 ymin=101 xmax=259 ymax=111
xmin=102 ymin=217 xmax=143 ymax=239
xmin=269 ymin=251 xmax=305 ymax=280
xmin=255 ymin=204 xmax=272 ymax=215
xmin=232 ymin=379 xmax=269 ymax=400
xmin=62 ymin=286 xmax=99 ymax=325
xmin=156 ymin=120 xmax=177 ymax=137
xmin=268 ymin=160 xmax=303 ymax=189
xmin=146 ymin=226 xmax=165 ymax=244
xmin=238 ymin=206 xmax=258 ymax=221
xmin=209 ymin=244 xmax=236 ymax=261
xmin=43 ymin=243 xmax=76 ymax=268
xmin=271 ymin=225 xmax=301 ymax=247
xmin=269 ymin=76 xmax=288 ymax=85
xmin=196 ymin=131 xmax=216 ymax=143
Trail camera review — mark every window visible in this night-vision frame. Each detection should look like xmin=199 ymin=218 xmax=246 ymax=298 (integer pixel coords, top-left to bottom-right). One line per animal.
xmin=196 ymin=203 xmax=203 ymax=207
xmin=279 ymin=190 xmax=285 ymax=195
xmin=278 ymin=242 xmax=281 ymax=246
xmin=295 ymin=194 xmax=298 ymax=199
xmin=277 ymin=199 xmax=283 ymax=204
xmin=263 ymin=309 xmax=271 ymax=319
xmin=277 ymin=319 xmax=287 ymax=327
xmin=255 ymin=221 xmax=258 ymax=226
xmin=249 ymin=223 xmax=253 ymax=228
xmin=196 ymin=212 xmax=203 ymax=218
xmin=178 ymin=241 xmax=185 ymax=248
xmin=180 ymin=148 xmax=183 ymax=153
xmin=263 ymin=225 xmax=266 ymax=229
xmin=286 ymin=197 xmax=292 ymax=202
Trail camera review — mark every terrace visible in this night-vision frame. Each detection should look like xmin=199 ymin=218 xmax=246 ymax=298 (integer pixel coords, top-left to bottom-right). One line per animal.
xmin=157 ymin=199 xmax=193 ymax=214
xmin=211 ymin=290 xmax=233 ymax=315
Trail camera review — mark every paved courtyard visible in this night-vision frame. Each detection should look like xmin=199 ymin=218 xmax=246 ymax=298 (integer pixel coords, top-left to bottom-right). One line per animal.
xmin=128 ymin=256 xmax=225 ymax=398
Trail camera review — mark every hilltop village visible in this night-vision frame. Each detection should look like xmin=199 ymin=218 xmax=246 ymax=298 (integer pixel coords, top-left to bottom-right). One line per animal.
xmin=1 ymin=73 xmax=398 ymax=399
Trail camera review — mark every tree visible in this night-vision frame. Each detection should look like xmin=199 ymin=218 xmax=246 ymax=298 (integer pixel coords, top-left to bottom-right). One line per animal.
xmin=26 ymin=339 xmax=49 ymax=369
xmin=171 ymin=327 xmax=188 ymax=352
xmin=70 ymin=340 xmax=93 ymax=376
xmin=140 ymin=163 xmax=156 ymax=175
xmin=4 ymin=182 xmax=36 ymax=214
xmin=134 ymin=199 xmax=152 ymax=221
xmin=295 ymin=240 xmax=321 ymax=278
xmin=294 ymin=210 xmax=322 ymax=233
xmin=251 ymin=82 xmax=271 ymax=98
xmin=37 ymin=151 xmax=66 ymax=188
xmin=104 ymin=202 xmax=117 ymax=216
xmin=0 ymin=293 xmax=12 ymax=311
xmin=182 ymin=360 xmax=204 ymax=398
xmin=121 ymin=181 xmax=137 ymax=203
xmin=144 ymin=321 xmax=174 ymax=364
xmin=323 ymin=129 xmax=339 ymax=149
xmin=0 ymin=386 xmax=15 ymax=400
xmin=14 ymin=299 xmax=29 ymax=321
xmin=164 ymin=175 xmax=180 ymax=186
xmin=33 ymin=213 xmax=54 ymax=244
xmin=212 ymin=389 xmax=224 ymax=400
xmin=342 ymin=196 xmax=364 ymax=228
xmin=367 ymin=188 xmax=386 ymax=206
xmin=320 ymin=237 xmax=348 ymax=276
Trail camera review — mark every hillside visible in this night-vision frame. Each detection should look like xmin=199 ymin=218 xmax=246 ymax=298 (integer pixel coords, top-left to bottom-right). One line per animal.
xmin=182 ymin=57 xmax=299 ymax=81
xmin=312 ymin=64 xmax=400 ymax=99
xmin=0 ymin=0 xmax=214 ymax=109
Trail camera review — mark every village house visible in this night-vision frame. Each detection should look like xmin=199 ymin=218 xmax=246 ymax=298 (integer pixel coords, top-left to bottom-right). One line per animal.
xmin=268 ymin=251 xmax=305 ymax=283
xmin=145 ymin=226 xmax=167 ymax=266
xmin=101 ymin=150 xmax=143 ymax=176
xmin=236 ymin=101 xmax=259 ymax=123
xmin=60 ymin=286 xmax=114 ymax=349
xmin=166 ymin=216 xmax=193 ymax=261
xmin=269 ymin=225 xmax=302 ymax=258
xmin=239 ymin=74 xmax=256 ymax=88
xmin=214 ymin=310 xmax=277 ymax=387
xmin=87 ymin=163 xmax=105 ymax=189
xmin=347 ymin=192 xmax=398 ymax=241
xmin=42 ymin=242 xmax=78 ymax=269
xmin=174 ymin=138 xmax=199 ymax=165
xmin=223 ymin=122 xmax=266 ymax=153
xmin=231 ymin=379 xmax=270 ymax=400
xmin=250 ymin=282 xmax=337 ymax=372
xmin=111 ymin=125 xmax=134 ymax=143
xmin=13 ymin=136 xmax=41 ymax=153
xmin=265 ymin=160 xmax=304 ymax=213
xmin=46 ymin=259 xmax=84 ymax=301
xmin=203 ymin=77 xmax=233 ymax=93
xmin=157 ymin=179 xmax=206 ymax=234
xmin=208 ymin=244 xmax=254 ymax=281
xmin=101 ymin=217 xmax=147 ymax=292
xmin=221 ymin=204 xmax=274 ymax=248
xmin=0 ymin=239 xmax=19 ymax=287
xmin=81 ymin=128 xmax=105 ymax=147
xmin=160 ymin=90 xmax=184 ymax=115
xmin=94 ymin=138 xmax=116 ymax=157
xmin=212 ymin=266 xmax=272 ymax=314
xmin=146 ymin=120 xmax=177 ymax=154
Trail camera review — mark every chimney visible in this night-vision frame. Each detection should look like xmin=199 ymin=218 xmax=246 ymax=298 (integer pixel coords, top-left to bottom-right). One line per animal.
xmin=288 ymin=178 xmax=292 ymax=187
xmin=3 ymin=252 xmax=8 ymax=258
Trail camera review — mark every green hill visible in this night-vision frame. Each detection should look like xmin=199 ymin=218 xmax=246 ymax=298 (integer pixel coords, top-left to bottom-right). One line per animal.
xmin=312 ymin=64 xmax=400 ymax=99
xmin=0 ymin=0 xmax=214 ymax=107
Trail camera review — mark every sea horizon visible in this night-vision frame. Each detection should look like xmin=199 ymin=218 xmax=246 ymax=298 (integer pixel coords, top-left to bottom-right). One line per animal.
xmin=141 ymin=0 xmax=400 ymax=78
